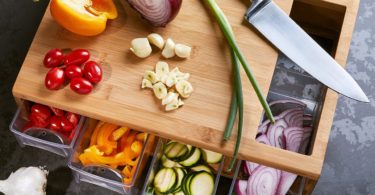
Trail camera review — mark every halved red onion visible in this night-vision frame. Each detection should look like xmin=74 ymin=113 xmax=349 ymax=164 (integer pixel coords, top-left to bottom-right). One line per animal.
xmin=127 ymin=0 xmax=183 ymax=27
xmin=247 ymin=166 xmax=281 ymax=195
xmin=276 ymin=171 xmax=297 ymax=195
xmin=266 ymin=119 xmax=288 ymax=149
xmin=235 ymin=180 xmax=248 ymax=195
xmin=283 ymin=127 xmax=304 ymax=152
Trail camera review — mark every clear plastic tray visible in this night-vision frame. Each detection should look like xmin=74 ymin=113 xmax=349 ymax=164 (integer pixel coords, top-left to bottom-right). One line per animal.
xmin=9 ymin=108 xmax=85 ymax=157
xmin=68 ymin=119 xmax=156 ymax=194
xmin=141 ymin=138 xmax=224 ymax=195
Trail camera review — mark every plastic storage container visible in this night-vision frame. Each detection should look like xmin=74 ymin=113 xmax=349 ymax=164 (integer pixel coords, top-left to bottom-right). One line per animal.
xmin=69 ymin=119 xmax=156 ymax=194
xmin=9 ymin=108 xmax=85 ymax=157
xmin=142 ymin=138 xmax=224 ymax=195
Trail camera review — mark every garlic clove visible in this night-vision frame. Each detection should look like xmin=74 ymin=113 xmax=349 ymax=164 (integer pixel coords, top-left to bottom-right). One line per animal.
xmin=176 ymin=80 xmax=194 ymax=98
xmin=178 ymin=98 xmax=184 ymax=106
xmin=162 ymin=92 xmax=179 ymax=105
xmin=141 ymin=78 xmax=153 ymax=89
xmin=147 ymin=33 xmax=165 ymax=49
xmin=144 ymin=70 xmax=159 ymax=84
xmin=161 ymin=38 xmax=176 ymax=58
xmin=165 ymin=98 xmax=179 ymax=111
xmin=175 ymin=44 xmax=192 ymax=58
xmin=165 ymin=72 xmax=178 ymax=87
xmin=130 ymin=38 xmax=152 ymax=58
xmin=153 ymin=82 xmax=168 ymax=99
xmin=171 ymin=67 xmax=190 ymax=81
xmin=155 ymin=61 xmax=170 ymax=78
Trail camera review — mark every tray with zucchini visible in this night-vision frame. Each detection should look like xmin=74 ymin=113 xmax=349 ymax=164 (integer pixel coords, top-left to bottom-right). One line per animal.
xmin=143 ymin=140 xmax=224 ymax=195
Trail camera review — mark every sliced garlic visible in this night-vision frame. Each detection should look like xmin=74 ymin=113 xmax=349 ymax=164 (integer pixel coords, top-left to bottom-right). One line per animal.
xmin=153 ymin=82 xmax=168 ymax=99
xmin=130 ymin=38 xmax=152 ymax=58
xmin=141 ymin=78 xmax=153 ymax=89
xmin=165 ymin=72 xmax=178 ymax=87
xmin=175 ymin=44 xmax=192 ymax=58
xmin=176 ymin=80 xmax=194 ymax=98
xmin=155 ymin=61 xmax=169 ymax=78
xmin=178 ymin=98 xmax=184 ymax=106
xmin=147 ymin=33 xmax=165 ymax=49
xmin=162 ymin=38 xmax=176 ymax=58
xmin=165 ymin=98 xmax=179 ymax=111
xmin=144 ymin=70 xmax=159 ymax=84
xmin=162 ymin=92 xmax=179 ymax=105
xmin=171 ymin=67 xmax=190 ymax=81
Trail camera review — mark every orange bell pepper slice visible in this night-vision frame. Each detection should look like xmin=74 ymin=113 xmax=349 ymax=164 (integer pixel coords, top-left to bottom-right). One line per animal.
xmin=50 ymin=0 xmax=118 ymax=36
xmin=97 ymin=123 xmax=118 ymax=155
xmin=90 ymin=121 xmax=104 ymax=146
xmin=81 ymin=145 xmax=133 ymax=165
xmin=112 ymin=127 xmax=130 ymax=141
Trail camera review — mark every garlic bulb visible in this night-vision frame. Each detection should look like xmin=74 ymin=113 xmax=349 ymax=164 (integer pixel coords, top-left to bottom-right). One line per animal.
xmin=0 ymin=167 xmax=48 ymax=195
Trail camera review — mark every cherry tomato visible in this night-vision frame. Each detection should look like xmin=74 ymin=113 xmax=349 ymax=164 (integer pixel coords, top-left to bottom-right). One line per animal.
xmin=64 ymin=49 xmax=90 ymax=66
xmin=70 ymin=77 xmax=93 ymax=94
xmin=65 ymin=65 xmax=83 ymax=79
xmin=65 ymin=112 xmax=80 ymax=127
xmin=31 ymin=104 xmax=51 ymax=120
xmin=29 ymin=112 xmax=50 ymax=128
xmin=61 ymin=117 xmax=74 ymax=132
xmin=49 ymin=116 xmax=62 ymax=131
xmin=22 ymin=121 xmax=34 ymax=131
xmin=83 ymin=61 xmax=102 ymax=84
xmin=45 ymin=67 xmax=65 ymax=90
xmin=43 ymin=49 xmax=65 ymax=68
xmin=50 ymin=106 xmax=65 ymax=116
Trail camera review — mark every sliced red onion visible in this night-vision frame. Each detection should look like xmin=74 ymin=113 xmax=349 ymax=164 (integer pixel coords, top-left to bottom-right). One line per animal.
xmin=299 ymin=126 xmax=313 ymax=154
xmin=244 ymin=161 xmax=259 ymax=176
xmin=235 ymin=180 xmax=248 ymax=195
xmin=283 ymin=127 xmax=304 ymax=152
xmin=266 ymin=119 xmax=288 ymax=149
xmin=281 ymin=108 xmax=304 ymax=127
xmin=276 ymin=171 xmax=298 ymax=195
xmin=127 ymin=0 xmax=182 ymax=27
xmin=247 ymin=166 xmax=281 ymax=195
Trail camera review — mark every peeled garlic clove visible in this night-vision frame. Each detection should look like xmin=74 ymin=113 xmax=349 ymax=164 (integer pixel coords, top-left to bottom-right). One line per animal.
xmin=171 ymin=67 xmax=190 ymax=81
xmin=178 ymin=98 xmax=184 ymax=106
xmin=162 ymin=38 xmax=176 ymax=58
xmin=175 ymin=44 xmax=192 ymax=58
xmin=165 ymin=98 xmax=179 ymax=111
xmin=153 ymin=82 xmax=168 ymax=99
xmin=165 ymin=73 xmax=178 ymax=87
xmin=155 ymin=61 xmax=169 ymax=77
xmin=162 ymin=92 xmax=179 ymax=105
xmin=176 ymin=80 xmax=194 ymax=98
xmin=141 ymin=79 xmax=153 ymax=89
xmin=144 ymin=70 xmax=159 ymax=84
xmin=147 ymin=33 xmax=165 ymax=49
xmin=130 ymin=38 xmax=152 ymax=58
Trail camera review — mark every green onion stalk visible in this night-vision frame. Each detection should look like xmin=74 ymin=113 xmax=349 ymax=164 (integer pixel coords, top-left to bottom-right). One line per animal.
xmin=204 ymin=0 xmax=275 ymax=171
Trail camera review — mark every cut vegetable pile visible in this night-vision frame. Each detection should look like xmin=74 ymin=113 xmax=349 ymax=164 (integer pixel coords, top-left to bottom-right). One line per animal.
xmin=142 ymin=61 xmax=193 ymax=111
xmin=146 ymin=141 xmax=223 ymax=195
xmin=234 ymin=100 xmax=313 ymax=195
xmin=79 ymin=121 xmax=147 ymax=184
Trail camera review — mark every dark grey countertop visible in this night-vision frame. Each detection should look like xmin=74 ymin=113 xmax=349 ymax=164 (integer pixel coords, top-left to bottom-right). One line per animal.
xmin=0 ymin=0 xmax=374 ymax=194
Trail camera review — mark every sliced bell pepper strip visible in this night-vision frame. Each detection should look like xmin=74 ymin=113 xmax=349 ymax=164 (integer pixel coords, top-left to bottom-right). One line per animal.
xmin=112 ymin=127 xmax=130 ymax=141
xmin=135 ymin=132 xmax=147 ymax=141
xmin=81 ymin=145 xmax=133 ymax=165
xmin=50 ymin=0 xmax=118 ymax=36
xmin=90 ymin=121 xmax=104 ymax=146
xmin=97 ymin=123 xmax=118 ymax=155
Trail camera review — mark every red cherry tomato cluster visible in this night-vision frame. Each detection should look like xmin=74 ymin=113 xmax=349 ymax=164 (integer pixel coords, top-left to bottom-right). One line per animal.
xmin=24 ymin=103 xmax=80 ymax=140
xmin=43 ymin=48 xmax=103 ymax=94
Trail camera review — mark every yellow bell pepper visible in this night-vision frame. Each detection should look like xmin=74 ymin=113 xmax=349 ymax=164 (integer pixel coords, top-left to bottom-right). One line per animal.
xmin=96 ymin=123 xmax=118 ymax=155
xmin=50 ymin=0 xmax=118 ymax=36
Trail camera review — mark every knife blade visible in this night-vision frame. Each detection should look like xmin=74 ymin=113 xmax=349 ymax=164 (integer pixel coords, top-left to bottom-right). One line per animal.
xmin=245 ymin=0 xmax=369 ymax=102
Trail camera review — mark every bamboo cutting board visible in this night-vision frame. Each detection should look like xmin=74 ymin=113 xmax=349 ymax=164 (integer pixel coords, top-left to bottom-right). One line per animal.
xmin=13 ymin=0 xmax=293 ymax=168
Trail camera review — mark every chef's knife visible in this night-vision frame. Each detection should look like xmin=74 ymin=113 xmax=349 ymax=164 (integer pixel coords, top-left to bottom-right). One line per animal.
xmin=246 ymin=0 xmax=369 ymax=102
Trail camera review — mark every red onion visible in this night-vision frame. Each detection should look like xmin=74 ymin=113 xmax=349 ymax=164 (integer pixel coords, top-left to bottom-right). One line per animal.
xmin=235 ymin=180 xmax=248 ymax=195
xmin=299 ymin=126 xmax=313 ymax=154
xmin=283 ymin=127 xmax=304 ymax=152
xmin=247 ymin=166 xmax=281 ymax=195
xmin=276 ymin=171 xmax=297 ymax=195
xmin=266 ymin=119 xmax=288 ymax=149
xmin=244 ymin=161 xmax=259 ymax=176
xmin=126 ymin=0 xmax=183 ymax=27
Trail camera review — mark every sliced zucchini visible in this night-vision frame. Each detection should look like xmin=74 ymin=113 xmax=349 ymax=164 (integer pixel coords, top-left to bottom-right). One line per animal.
xmin=145 ymin=186 xmax=155 ymax=195
xmin=171 ymin=168 xmax=186 ymax=193
xmin=201 ymin=149 xmax=223 ymax=164
xmin=174 ymin=191 xmax=185 ymax=195
xmin=180 ymin=148 xmax=201 ymax=167
xmin=182 ymin=172 xmax=196 ymax=195
xmin=165 ymin=142 xmax=189 ymax=160
xmin=154 ymin=168 xmax=177 ymax=193
xmin=190 ymin=165 xmax=212 ymax=174
xmin=189 ymin=172 xmax=214 ymax=195
xmin=162 ymin=155 xmax=182 ymax=168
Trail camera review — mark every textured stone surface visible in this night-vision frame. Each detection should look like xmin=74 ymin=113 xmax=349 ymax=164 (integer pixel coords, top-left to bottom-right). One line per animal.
xmin=0 ymin=0 xmax=374 ymax=194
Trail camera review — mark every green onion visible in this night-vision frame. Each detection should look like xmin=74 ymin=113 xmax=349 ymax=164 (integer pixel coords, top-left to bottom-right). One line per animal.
xmin=223 ymin=75 xmax=238 ymax=141
xmin=205 ymin=0 xmax=275 ymax=123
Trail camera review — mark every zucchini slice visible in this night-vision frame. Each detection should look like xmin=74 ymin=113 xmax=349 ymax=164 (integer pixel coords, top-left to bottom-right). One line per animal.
xmin=180 ymin=148 xmax=201 ymax=167
xmin=174 ymin=191 xmax=185 ymax=195
xmin=201 ymin=149 xmax=223 ymax=164
xmin=171 ymin=168 xmax=186 ymax=193
xmin=145 ymin=186 xmax=155 ymax=195
xmin=182 ymin=172 xmax=196 ymax=195
xmin=191 ymin=165 xmax=212 ymax=174
xmin=189 ymin=172 xmax=215 ymax=195
xmin=154 ymin=168 xmax=177 ymax=193
xmin=162 ymin=155 xmax=182 ymax=168
xmin=165 ymin=143 xmax=189 ymax=160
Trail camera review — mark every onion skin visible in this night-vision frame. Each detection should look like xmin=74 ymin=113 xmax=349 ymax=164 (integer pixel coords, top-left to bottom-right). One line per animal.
xmin=126 ymin=0 xmax=183 ymax=27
